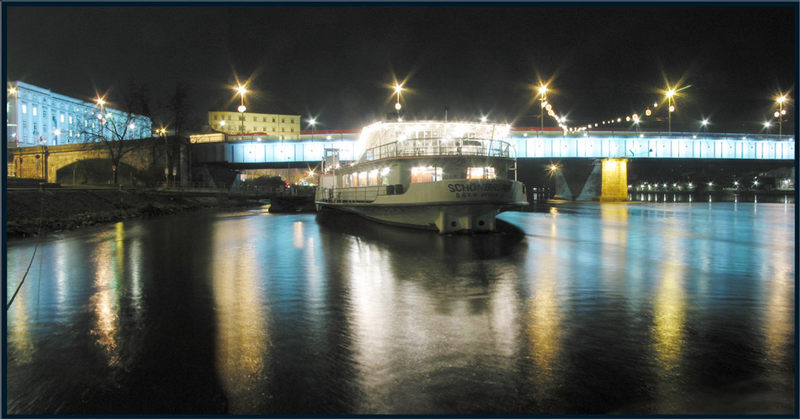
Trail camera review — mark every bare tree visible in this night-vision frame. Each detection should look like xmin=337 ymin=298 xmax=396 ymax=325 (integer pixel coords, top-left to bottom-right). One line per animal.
xmin=81 ymin=83 xmax=152 ymax=185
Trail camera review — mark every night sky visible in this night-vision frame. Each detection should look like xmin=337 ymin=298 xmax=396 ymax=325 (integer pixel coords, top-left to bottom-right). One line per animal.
xmin=5 ymin=4 xmax=797 ymax=133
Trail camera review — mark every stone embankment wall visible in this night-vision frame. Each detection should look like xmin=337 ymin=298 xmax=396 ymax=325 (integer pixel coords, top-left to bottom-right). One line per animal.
xmin=6 ymin=138 xmax=176 ymax=185
xmin=5 ymin=187 xmax=256 ymax=238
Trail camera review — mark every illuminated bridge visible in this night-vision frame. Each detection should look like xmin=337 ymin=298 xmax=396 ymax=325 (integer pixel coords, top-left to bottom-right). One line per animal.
xmin=192 ymin=130 xmax=795 ymax=165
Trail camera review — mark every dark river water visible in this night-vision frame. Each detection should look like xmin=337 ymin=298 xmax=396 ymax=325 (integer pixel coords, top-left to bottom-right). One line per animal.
xmin=5 ymin=201 xmax=796 ymax=415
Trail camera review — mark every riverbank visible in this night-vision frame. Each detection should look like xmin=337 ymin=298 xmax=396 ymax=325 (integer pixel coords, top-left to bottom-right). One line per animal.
xmin=5 ymin=186 xmax=260 ymax=239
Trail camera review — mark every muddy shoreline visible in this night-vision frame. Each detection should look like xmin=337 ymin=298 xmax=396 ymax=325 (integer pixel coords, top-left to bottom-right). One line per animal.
xmin=5 ymin=187 xmax=259 ymax=239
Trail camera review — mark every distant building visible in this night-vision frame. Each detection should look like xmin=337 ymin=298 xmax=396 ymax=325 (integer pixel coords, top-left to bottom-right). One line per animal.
xmin=208 ymin=111 xmax=301 ymax=138
xmin=6 ymin=81 xmax=152 ymax=148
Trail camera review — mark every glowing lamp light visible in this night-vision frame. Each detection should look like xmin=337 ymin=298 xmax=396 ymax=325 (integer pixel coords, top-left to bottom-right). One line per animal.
xmin=96 ymin=98 xmax=106 ymax=106
xmin=763 ymin=121 xmax=772 ymax=128
xmin=669 ymin=105 xmax=675 ymax=112
xmin=616 ymin=117 xmax=622 ymax=122
xmin=645 ymin=108 xmax=652 ymax=116
xmin=653 ymin=102 xmax=658 ymax=108
xmin=774 ymin=111 xmax=780 ymax=118
xmin=480 ymin=115 xmax=488 ymax=123
xmin=776 ymin=95 xmax=787 ymax=104
xmin=394 ymin=84 xmax=403 ymax=94
xmin=781 ymin=109 xmax=786 ymax=115
xmin=665 ymin=89 xmax=676 ymax=98
xmin=238 ymin=105 xmax=246 ymax=113
xmin=701 ymin=119 xmax=709 ymax=126
xmin=128 ymin=123 xmax=136 ymax=129
xmin=53 ymin=129 xmax=61 ymax=135
xmin=220 ymin=120 xmax=226 ymax=126
xmin=625 ymin=116 xmax=631 ymax=122
xmin=236 ymin=85 xmax=247 ymax=96
xmin=395 ymin=102 xmax=402 ymax=111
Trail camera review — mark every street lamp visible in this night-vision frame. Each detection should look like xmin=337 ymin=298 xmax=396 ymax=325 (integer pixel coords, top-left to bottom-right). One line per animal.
xmin=775 ymin=95 xmax=787 ymax=136
xmin=665 ymin=88 xmax=676 ymax=135
xmin=307 ymin=116 xmax=317 ymax=139
xmin=235 ymin=84 xmax=247 ymax=134
xmin=538 ymin=84 xmax=548 ymax=134
xmin=393 ymin=83 xmax=403 ymax=120
xmin=157 ymin=127 xmax=168 ymax=187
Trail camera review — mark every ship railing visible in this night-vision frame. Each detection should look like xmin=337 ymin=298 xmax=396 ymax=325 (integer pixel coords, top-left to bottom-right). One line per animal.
xmin=362 ymin=138 xmax=513 ymax=162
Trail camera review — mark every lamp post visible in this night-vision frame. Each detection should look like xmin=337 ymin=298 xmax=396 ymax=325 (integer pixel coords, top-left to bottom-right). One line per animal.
xmin=236 ymin=84 xmax=247 ymax=135
xmin=775 ymin=95 xmax=787 ymax=136
xmin=95 ymin=97 xmax=107 ymax=141
xmin=157 ymin=127 xmax=168 ymax=187
xmin=538 ymin=84 xmax=548 ymax=134
xmin=393 ymin=83 xmax=403 ymax=120
xmin=307 ymin=116 xmax=317 ymax=139
xmin=665 ymin=89 xmax=676 ymax=135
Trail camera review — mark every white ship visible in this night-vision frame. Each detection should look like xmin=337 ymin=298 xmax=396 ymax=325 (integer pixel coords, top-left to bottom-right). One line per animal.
xmin=315 ymin=121 xmax=528 ymax=233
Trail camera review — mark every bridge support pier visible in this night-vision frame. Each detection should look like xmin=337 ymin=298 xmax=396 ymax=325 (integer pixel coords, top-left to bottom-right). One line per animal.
xmin=600 ymin=158 xmax=628 ymax=201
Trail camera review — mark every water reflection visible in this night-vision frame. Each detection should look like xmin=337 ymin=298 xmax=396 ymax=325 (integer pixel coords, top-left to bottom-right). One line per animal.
xmin=5 ymin=203 xmax=795 ymax=415
xmin=317 ymin=213 xmax=526 ymax=413
xmin=89 ymin=223 xmax=124 ymax=365
xmin=211 ymin=218 xmax=270 ymax=413
xmin=525 ymin=210 xmax=563 ymax=397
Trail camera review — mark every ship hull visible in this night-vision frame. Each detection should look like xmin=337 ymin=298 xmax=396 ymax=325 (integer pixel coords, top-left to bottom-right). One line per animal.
xmin=315 ymin=179 xmax=527 ymax=233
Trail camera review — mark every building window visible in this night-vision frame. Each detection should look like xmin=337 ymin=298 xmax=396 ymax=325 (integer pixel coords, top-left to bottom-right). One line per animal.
xmin=60 ymin=114 xmax=65 ymax=123
xmin=69 ymin=116 xmax=73 ymax=124
xmin=22 ymin=104 xmax=27 ymax=114
xmin=262 ymin=117 xmax=266 ymax=122
xmin=281 ymin=118 xmax=285 ymax=123
xmin=227 ymin=115 xmax=231 ymax=120
xmin=272 ymin=118 xmax=276 ymax=123
xmin=33 ymin=106 xmax=37 ymax=116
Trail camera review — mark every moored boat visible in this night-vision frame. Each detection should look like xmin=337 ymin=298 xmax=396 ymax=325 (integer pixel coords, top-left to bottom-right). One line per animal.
xmin=314 ymin=121 xmax=528 ymax=233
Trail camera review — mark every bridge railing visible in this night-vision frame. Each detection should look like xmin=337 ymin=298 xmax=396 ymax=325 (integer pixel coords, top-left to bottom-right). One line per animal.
xmin=510 ymin=130 xmax=794 ymax=142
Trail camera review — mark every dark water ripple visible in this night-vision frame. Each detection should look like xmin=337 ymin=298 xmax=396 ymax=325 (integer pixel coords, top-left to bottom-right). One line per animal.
xmin=5 ymin=201 xmax=795 ymax=415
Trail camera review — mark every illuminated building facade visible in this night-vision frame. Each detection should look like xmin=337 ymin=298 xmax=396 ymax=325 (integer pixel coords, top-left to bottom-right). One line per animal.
xmin=6 ymin=81 xmax=152 ymax=148
xmin=208 ymin=111 xmax=300 ymax=138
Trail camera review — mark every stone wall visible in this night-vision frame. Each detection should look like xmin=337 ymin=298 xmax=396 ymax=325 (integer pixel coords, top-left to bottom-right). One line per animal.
xmin=7 ymin=138 xmax=175 ymax=184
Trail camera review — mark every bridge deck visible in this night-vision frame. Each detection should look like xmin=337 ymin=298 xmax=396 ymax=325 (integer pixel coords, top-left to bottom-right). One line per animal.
xmin=192 ymin=131 xmax=795 ymax=164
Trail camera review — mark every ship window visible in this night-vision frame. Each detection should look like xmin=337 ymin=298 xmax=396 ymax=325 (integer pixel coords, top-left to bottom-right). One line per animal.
xmin=467 ymin=167 xmax=496 ymax=180
xmin=380 ymin=167 xmax=390 ymax=185
xmin=358 ymin=172 xmax=368 ymax=186
xmin=411 ymin=166 xmax=442 ymax=183
xmin=368 ymin=169 xmax=379 ymax=185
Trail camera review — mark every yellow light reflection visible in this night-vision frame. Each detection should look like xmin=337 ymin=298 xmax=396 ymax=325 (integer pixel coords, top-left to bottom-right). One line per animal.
xmin=526 ymin=213 xmax=562 ymax=392
xmin=90 ymin=223 xmax=125 ymax=366
xmin=761 ymin=227 xmax=793 ymax=378
xmin=651 ymin=221 xmax=686 ymax=376
xmin=212 ymin=221 xmax=268 ymax=413
xmin=8 ymin=291 xmax=34 ymax=365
